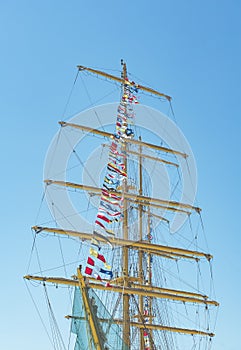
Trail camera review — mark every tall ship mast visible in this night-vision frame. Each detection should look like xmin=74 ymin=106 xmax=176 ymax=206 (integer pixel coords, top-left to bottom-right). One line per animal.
xmin=24 ymin=61 xmax=218 ymax=350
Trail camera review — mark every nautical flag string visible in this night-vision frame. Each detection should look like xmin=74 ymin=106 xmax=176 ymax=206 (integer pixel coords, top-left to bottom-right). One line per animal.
xmin=84 ymin=75 xmax=139 ymax=281
xmin=84 ymin=266 xmax=101 ymax=280
xmin=86 ymin=248 xmax=113 ymax=279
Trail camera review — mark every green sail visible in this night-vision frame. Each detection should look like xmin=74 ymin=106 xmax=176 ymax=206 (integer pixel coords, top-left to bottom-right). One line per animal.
xmin=71 ymin=287 xmax=129 ymax=350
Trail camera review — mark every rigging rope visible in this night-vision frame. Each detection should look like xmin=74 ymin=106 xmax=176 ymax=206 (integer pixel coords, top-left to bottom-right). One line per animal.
xmin=43 ymin=283 xmax=67 ymax=350
xmin=80 ymin=73 xmax=111 ymax=132
xmin=130 ymin=294 xmax=156 ymax=350
xmin=24 ymin=279 xmax=55 ymax=348
xmin=62 ymin=69 xmax=79 ymax=121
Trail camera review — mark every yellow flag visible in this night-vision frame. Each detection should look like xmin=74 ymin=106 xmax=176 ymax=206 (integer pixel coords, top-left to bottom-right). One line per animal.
xmin=89 ymin=247 xmax=98 ymax=258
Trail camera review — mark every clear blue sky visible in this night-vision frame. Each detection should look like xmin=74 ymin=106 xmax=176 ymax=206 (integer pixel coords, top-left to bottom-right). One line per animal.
xmin=1 ymin=1 xmax=240 ymax=349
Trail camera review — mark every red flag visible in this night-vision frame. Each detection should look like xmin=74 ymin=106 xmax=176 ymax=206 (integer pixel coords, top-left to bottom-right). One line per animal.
xmin=107 ymin=163 xmax=127 ymax=177
xmin=110 ymin=142 xmax=117 ymax=151
xmin=109 ymin=193 xmax=121 ymax=200
xmin=97 ymin=253 xmax=106 ymax=263
xmin=97 ymin=214 xmax=110 ymax=223
xmin=85 ymin=266 xmax=93 ymax=275
xmin=95 ymin=220 xmax=106 ymax=230
xmin=101 ymin=189 xmax=109 ymax=197
xmin=87 ymin=257 xmax=95 ymax=266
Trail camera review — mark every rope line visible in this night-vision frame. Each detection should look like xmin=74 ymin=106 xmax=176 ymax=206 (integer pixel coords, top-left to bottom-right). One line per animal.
xmin=24 ymin=279 xmax=55 ymax=348
xmin=62 ymin=70 xmax=79 ymax=120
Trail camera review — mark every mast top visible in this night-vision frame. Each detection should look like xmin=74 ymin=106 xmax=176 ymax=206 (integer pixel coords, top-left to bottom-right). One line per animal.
xmin=121 ymin=59 xmax=127 ymax=81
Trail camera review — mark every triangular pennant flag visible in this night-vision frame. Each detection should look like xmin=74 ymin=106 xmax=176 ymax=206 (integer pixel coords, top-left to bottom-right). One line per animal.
xmin=95 ymin=274 xmax=102 ymax=281
xmin=101 ymin=195 xmax=121 ymax=205
xmin=95 ymin=220 xmax=106 ymax=230
xmin=100 ymin=200 xmax=120 ymax=213
xmin=99 ymin=207 xmax=121 ymax=218
xmin=97 ymin=213 xmax=110 ymax=223
xmin=97 ymin=253 xmax=106 ymax=263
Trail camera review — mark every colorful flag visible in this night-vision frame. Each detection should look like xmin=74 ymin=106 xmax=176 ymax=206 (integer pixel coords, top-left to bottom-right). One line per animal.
xmin=90 ymin=247 xmax=107 ymax=265
xmin=101 ymin=195 xmax=122 ymax=206
xmin=95 ymin=219 xmax=106 ymax=230
xmin=100 ymin=200 xmax=119 ymax=213
xmin=99 ymin=207 xmax=121 ymax=217
xmin=89 ymin=247 xmax=98 ymax=258
xmin=102 ymin=184 xmax=117 ymax=192
xmin=99 ymin=268 xmax=113 ymax=278
xmin=85 ymin=266 xmax=93 ymax=275
xmin=87 ymin=257 xmax=95 ymax=266
xmin=97 ymin=213 xmax=110 ymax=223
xmin=107 ymin=163 xmax=127 ymax=177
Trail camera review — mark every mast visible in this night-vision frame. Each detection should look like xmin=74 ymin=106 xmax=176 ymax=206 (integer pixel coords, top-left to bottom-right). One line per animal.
xmin=147 ymin=207 xmax=153 ymax=341
xmin=121 ymin=60 xmax=130 ymax=348
xmin=138 ymin=136 xmax=144 ymax=349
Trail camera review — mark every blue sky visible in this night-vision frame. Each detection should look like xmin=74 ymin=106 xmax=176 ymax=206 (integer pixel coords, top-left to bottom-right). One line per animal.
xmin=1 ymin=1 xmax=240 ymax=349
